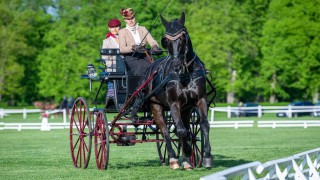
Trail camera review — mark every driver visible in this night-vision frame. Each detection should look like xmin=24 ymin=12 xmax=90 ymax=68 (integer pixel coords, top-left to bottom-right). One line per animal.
xmin=118 ymin=8 xmax=159 ymax=76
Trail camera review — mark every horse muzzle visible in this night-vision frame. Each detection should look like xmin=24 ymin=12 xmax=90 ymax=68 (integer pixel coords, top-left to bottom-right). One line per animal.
xmin=172 ymin=61 xmax=185 ymax=75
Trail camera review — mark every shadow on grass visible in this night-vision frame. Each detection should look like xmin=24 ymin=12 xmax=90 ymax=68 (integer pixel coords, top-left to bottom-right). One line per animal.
xmin=109 ymin=159 xmax=163 ymax=169
xmin=213 ymin=154 xmax=252 ymax=169
xmin=109 ymin=154 xmax=251 ymax=170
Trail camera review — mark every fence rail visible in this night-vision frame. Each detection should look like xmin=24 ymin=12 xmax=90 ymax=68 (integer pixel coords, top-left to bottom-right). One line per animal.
xmin=201 ymin=148 xmax=320 ymax=180
xmin=0 ymin=108 xmax=68 ymax=123
xmin=0 ymin=122 xmax=70 ymax=131
xmin=1 ymin=107 xmax=320 ymax=131
xmin=210 ymin=105 xmax=320 ymax=120
xmin=258 ymin=120 xmax=320 ymax=128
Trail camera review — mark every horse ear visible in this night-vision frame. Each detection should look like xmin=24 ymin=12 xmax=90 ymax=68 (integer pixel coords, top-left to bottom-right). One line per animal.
xmin=160 ymin=15 xmax=168 ymax=27
xmin=179 ymin=12 xmax=185 ymax=26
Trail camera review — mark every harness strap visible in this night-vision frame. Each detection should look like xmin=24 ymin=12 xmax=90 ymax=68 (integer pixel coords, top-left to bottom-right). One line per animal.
xmin=142 ymin=74 xmax=175 ymax=103
xmin=186 ymin=53 xmax=197 ymax=67
xmin=164 ymin=31 xmax=185 ymax=40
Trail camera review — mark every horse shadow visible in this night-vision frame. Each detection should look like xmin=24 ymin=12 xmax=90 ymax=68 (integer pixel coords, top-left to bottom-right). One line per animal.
xmin=108 ymin=159 xmax=161 ymax=169
xmin=107 ymin=154 xmax=252 ymax=170
xmin=213 ymin=154 xmax=253 ymax=169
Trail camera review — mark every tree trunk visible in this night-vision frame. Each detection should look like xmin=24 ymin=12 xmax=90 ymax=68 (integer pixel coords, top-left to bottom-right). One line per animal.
xmin=227 ymin=92 xmax=235 ymax=104
xmin=313 ymin=87 xmax=318 ymax=103
xmin=0 ymin=33 xmax=6 ymax=103
xmin=227 ymin=48 xmax=236 ymax=104
xmin=269 ymin=73 xmax=277 ymax=103
xmin=269 ymin=94 xmax=276 ymax=103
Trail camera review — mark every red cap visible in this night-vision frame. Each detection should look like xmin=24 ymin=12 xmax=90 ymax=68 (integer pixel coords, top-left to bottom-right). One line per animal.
xmin=108 ymin=19 xmax=121 ymax=28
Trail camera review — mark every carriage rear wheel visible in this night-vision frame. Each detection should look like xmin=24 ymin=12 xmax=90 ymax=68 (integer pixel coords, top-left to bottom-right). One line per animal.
xmin=156 ymin=114 xmax=181 ymax=166
xmin=69 ymin=97 xmax=93 ymax=169
xmin=94 ymin=110 xmax=110 ymax=170
xmin=188 ymin=108 xmax=204 ymax=168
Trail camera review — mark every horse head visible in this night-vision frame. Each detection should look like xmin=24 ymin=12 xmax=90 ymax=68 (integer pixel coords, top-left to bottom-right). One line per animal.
xmin=160 ymin=12 xmax=193 ymax=75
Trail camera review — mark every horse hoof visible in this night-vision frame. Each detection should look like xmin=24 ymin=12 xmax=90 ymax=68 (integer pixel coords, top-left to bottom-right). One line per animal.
xmin=182 ymin=162 xmax=192 ymax=170
xmin=202 ymin=157 xmax=213 ymax=168
xmin=169 ymin=158 xmax=180 ymax=170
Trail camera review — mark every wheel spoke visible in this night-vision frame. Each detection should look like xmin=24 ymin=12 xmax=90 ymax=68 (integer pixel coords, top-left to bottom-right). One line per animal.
xmin=188 ymin=108 xmax=203 ymax=168
xmin=70 ymin=97 xmax=92 ymax=169
xmin=71 ymin=116 xmax=80 ymax=132
xmin=94 ymin=110 xmax=109 ymax=170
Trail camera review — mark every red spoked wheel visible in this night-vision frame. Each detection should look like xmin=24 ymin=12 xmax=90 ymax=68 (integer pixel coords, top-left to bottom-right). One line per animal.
xmin=188 ymin=108 xmax=203 ymax=168
xmin=94 ymin=110 xmax=109 ymax=170
xmin=69 ymin=97 xmax=92 ymax=168
xmin=156 ymin=113 xmax=181 ymax=166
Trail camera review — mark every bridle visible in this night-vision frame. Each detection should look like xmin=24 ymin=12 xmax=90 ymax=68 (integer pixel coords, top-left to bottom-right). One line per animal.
xmin=164 ymin=31 xmax=196 ymax=74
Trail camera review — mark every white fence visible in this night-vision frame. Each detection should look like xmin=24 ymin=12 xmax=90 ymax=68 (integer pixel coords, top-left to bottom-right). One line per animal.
xmin=1 ymin=107 xmax=320 ymax=131
xmin=210 ymin=121 xmax=254 ymax=129
xmin=201 ymin=147 xmax=320 ymax=180
xmin=0 ymin=108 xmax=68 ymax=122
xmin=257 ymin=120 xmax=320 ymax=128
xmin=0 ymin=122 xmax=70 ymax=131
xmin=210 ymin=105 xmax=320 ymax=120
xmin=0 ymin=108 xmax=42 ymax=119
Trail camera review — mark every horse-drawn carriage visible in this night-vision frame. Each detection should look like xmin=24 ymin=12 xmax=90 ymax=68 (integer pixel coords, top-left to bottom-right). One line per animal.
xmin=69 ymin=12 xmax=216 ymax=170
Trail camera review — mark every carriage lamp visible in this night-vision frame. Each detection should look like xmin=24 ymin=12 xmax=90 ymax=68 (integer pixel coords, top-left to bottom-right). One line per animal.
xmin=86 ymin=63 xmax=97 ymax=79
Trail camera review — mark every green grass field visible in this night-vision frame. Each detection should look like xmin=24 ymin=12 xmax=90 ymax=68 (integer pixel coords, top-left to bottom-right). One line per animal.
xmin=0 ymin=127 xmax=319 ymax=180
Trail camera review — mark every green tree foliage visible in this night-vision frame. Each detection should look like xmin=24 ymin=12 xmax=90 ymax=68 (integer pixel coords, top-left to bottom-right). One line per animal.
xmin=0 ymin=0 xmax=52 ymax=105
xmin=1 ymin=0 xmax=320 ymax=105
xmin=260 ymin=0 xmax=320 ymax=102
xmin=186 ymin=0 xmax=261 ymax=103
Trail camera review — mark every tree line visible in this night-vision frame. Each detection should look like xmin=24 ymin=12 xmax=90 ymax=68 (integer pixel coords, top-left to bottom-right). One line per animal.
xmin=0 ymin=0 xmax=319 ymax=106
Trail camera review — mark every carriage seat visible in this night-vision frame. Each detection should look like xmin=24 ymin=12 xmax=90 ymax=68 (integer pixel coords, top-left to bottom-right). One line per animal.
xmin=100 ymin=48 xmax=125 ymax=75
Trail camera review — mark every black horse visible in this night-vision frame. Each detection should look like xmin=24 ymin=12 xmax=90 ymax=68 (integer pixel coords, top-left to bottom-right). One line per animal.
xmin=132 ymin=12 xmax=213 ymax=169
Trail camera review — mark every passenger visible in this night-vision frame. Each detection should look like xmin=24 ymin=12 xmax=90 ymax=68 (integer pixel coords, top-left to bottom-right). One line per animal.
xmin=118 ymin=8 xmax=159 ymax=76
xmin=102 ymin=18 xmax=121 ymax=99
xmin=101 ymin=18 xmax=121 ymax=72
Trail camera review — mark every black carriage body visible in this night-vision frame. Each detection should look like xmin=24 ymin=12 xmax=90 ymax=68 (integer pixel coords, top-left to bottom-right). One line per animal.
xmin=82 ymin=48 xmax=145 ymax=112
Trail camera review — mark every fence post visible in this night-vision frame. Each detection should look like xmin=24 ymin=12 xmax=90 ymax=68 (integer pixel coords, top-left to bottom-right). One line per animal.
xmin=41 ymin=111 xmax=50 ymax=131
xmin=63 ymin=109 xmax=67 ymax=124
xmin=227 ymin=106 xmax=231 ymax=118
xmin=23 ymin=108 xmax=27 ymax=119
xmin=0 ymin=108 xmax=3 ymax=118
xmin=288 ymin=105 xmax=292 ymax=118
xmin=258 ymin=105 xmax=262 ymax=118
xmin=210 ymin=108 xmax=214 ymax=124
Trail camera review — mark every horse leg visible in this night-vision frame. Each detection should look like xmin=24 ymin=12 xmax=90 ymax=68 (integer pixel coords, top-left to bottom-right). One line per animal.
xmin=151 ymin=103 xmax=179 ymax=169
xmin=180 ymin=136 xmax=193 ymax=170
xmin=170 ymin=103 xmax=187 ymax=138
xmin=180 ymin=109 xmax=193 ymax=170
xmin=198 ymin=98 xmax=213 ymax=167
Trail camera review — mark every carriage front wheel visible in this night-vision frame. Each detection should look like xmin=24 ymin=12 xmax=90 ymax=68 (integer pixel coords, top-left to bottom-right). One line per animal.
xmin=69 ymin=97 xmax=93 ymax=169
xmin=94 ymin=110 xmax=110 ymax=170
xmin=188 ymin=108 xmax=204 ymax=168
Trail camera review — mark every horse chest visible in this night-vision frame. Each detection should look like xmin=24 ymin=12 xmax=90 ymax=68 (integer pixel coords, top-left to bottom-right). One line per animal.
xmin=167 ymin=80 xmax=201 ymax=105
